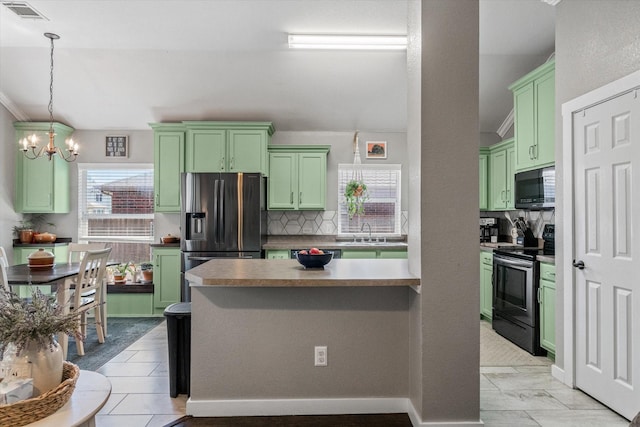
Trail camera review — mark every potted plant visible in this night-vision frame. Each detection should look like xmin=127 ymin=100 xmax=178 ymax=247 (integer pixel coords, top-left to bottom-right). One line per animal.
xmin=111 ymin=262 xmax=135 ymax=284
xmin=344 ymin=179 xmax=369 ymax=219
xmin=0 ymin=288 xmax=81 ymax=396
xmin=12 ymin=214 xmax=56 ymax=244
xmin=140 ymin=262 xmax=153 ymax=282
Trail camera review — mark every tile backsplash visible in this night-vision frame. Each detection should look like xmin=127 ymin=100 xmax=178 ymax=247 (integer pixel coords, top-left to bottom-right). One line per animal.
xmin=268 ymin=211 xmax=409 ymax=235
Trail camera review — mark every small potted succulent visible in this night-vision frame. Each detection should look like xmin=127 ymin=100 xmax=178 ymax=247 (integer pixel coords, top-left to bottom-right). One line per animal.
xmin=140 ymin=262 xmax=153 ymax=282
xmin=111 ymin=262 xmax=135 ymax=284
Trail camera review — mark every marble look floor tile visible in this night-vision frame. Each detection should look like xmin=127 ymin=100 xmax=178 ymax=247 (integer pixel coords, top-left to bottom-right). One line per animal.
xmin=515 ymin=365 xmax=552 ymax=373
xmin=480 ymin=366 xmax=519 ymax=374
xmin=147 ymin=414 xmax=185 ymax=427
xmin=484 ymin=372 xmax=567 ymax=390
xmin=127 ymin=349 xmax=169 ymax=363
xmin=126 ymin=340 xmax=168 ymax=351
xmin=105 ymin=350 xmax=137 ymax=363
xmin=150 ymin=363 xmax=169 ymax=376
xmin=527 ymin=409 xmax=629 ymax=426
xmin=546 ymin=389 xmax=609 ymax=410
xmin=98 ymin=393 xmax=126 ymax=414
xmin=480 ymin=410 xmax=541 ymax=426
xmin=480 ymin=374 xmax=499 ymax=390
xmin=107 ymin=375 xmax=170 ymax=394
xmin=481 ymin=390 xmax=567 ymax=411
xmin=95 ymin=414 xmax=153 ymax=427
xmin=109 ymin=393 xmax=187 ymax=415
xmin=97 ymin=362 xmax=160 ymax=377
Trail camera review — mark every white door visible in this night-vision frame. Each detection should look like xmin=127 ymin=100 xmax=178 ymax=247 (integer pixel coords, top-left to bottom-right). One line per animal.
xmin=573 ymin=89 xmax=640 ymax=419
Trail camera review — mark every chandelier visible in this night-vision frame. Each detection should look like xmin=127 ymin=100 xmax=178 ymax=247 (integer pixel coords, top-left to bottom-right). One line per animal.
xmin=20 ymin=33 xmax=78 ymax=162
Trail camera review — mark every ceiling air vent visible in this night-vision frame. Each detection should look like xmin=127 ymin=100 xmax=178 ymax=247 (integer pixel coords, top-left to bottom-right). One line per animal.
xmin=2 ymin=1 xmax=48 ymax=20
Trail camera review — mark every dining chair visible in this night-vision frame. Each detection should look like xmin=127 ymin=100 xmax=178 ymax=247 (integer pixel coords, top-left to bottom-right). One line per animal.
xmin=69 ymin=247 xmax=111 ymax=356
xmin=0 ymin=246 xmax=8 ymax=269
xmin=66 ymin=242 xmax=109 ymax=334
xmin=0 ymin=257 xmax=9 ymax=293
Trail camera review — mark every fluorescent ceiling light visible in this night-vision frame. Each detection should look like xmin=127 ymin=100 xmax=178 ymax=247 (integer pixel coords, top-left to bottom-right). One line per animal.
xmin=288 ymin=34 xmax=407 ymax=50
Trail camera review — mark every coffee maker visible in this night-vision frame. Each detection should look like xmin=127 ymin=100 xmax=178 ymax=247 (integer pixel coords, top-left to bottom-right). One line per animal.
xmin=480 ymin=218 xmax=500 ymax=243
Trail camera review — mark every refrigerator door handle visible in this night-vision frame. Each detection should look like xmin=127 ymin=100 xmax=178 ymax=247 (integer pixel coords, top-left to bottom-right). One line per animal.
xmin=213 ymin=179 xmax=220 ymax=245
xmin=218 ymin=178 xmax=225 ymax=245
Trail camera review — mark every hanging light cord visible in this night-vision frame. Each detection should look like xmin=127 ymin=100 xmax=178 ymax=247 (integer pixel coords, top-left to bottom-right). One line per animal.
xmin=48 ymin=34 xmax=55 ymax=137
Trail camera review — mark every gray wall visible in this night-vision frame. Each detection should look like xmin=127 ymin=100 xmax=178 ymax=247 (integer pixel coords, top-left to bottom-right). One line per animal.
xmin=191 ymin=287 xmax=410 ymax=399
xmin=554 ymin=0 xmax=640 ymax=373
xmin=412 ymin=0 xmax=480 ymax=422
xmin=0 ymin=104 xmax=19 ymax=261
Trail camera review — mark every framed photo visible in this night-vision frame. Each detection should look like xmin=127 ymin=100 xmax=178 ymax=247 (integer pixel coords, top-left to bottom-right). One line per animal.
xmin=105 ymin=135 xmax=129 ymax=158
xmin=366 ymin=141 xmax=387 ymax=159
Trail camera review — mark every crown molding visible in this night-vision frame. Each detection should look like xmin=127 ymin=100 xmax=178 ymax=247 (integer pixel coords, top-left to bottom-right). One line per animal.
xmin=541 ymin=0 xmax=562 ymax=5
xmin=0 ymin=92 xmax=29 ymax=121
xmin=496 ymin=108 xmax=514 ymax=138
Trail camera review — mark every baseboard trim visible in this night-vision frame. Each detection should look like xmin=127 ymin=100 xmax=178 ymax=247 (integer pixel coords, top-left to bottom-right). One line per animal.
xmin=551 ymin=364 xmax=566 ymax=385
xmin=187 ymin=398 xmax=483 ymax=426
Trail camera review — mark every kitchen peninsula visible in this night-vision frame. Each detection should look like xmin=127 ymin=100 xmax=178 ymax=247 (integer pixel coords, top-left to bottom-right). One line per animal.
xmin=185 ymin=258 xmax=420 ymax=417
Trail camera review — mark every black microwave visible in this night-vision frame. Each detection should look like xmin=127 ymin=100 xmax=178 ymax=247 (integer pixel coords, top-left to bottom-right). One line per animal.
xmin=514 ymin=167 xmax=555 ymax=210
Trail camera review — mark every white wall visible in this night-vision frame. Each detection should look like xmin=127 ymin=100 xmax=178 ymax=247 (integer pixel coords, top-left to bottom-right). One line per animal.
xmin=0 ymin=104 xmax=19 ymax=261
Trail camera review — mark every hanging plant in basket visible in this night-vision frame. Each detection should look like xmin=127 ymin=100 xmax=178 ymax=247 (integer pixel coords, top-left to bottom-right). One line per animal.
xmin=345 ymin=179 xmax=369 ymax=219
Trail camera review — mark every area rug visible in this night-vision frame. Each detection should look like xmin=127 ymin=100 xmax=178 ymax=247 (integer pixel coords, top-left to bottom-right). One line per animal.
xmin=480 ymin=320 xmax=551 ymax=366
xmin=66 ymin=317 xmax=164 ymax=371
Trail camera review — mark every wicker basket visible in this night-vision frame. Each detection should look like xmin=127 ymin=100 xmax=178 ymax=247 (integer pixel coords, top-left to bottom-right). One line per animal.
xmin=0 ymin=361 xmax=79 ymax=427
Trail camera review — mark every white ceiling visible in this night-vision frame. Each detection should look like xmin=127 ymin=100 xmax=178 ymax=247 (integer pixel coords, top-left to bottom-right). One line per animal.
xmin=0 ymin=0 xmax=555 ymax=133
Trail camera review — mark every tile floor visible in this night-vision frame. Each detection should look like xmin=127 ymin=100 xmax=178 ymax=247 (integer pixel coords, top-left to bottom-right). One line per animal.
xmin=93 ymin=321 xmax=630 ymax=427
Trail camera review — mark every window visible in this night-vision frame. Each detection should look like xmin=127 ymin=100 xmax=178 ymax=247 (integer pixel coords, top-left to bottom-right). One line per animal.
xmin=337 ymin=164 xmax=401 ymax=236
xmin=78 ymin=164 xmax=154 ymax=263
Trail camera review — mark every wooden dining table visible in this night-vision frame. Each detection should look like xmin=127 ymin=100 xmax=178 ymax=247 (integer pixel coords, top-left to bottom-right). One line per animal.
xmin=6 ymin=262 xmax=116 ymax=358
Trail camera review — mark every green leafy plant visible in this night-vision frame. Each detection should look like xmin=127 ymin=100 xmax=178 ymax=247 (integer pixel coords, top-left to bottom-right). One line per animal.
xmin=11 ymin=214 xmax=56 ymax=238
xmin=0 ymin=288 xmax=81 ymax=358
xmin=344 ymin=179 xmax=369 ymax=219
xmin=111 ymin=262 xmax=135 ymax=276
xmin=140 ymin=262 xmax=153 ymax=271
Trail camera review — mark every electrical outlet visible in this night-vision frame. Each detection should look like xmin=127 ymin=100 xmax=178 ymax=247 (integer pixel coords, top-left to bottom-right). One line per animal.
xmin=314 ymin=346 xmax=327 ymax=367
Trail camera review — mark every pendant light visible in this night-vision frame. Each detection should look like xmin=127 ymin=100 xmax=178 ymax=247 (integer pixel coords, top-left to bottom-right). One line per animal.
xmin=20 ymin=33 xmax=78 ymax=162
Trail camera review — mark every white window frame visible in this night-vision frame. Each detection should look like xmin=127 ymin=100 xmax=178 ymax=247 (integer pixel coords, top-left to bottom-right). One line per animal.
xmin=77 ymin=163 xmax=154 ymax=243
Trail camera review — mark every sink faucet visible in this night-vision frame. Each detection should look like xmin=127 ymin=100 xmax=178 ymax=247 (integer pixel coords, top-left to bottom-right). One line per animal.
xmin=361 ymin=223 xmax=372 ymax=242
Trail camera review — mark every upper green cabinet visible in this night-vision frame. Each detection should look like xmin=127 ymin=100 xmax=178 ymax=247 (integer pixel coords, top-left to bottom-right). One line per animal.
xmin=479 ymin=148 xmax=489 ymax=210
xmin=488 ymin=138 xmax=515 ymax=211
xmin=150 ymin=121 xmax=274 ymax=212
xmin=268 ymin=145 xmax=330 ymax=210
xmin=14 ymin=122 xmax=74 ymax=213
xmin=151 ymin=123 xmax=185 ymax=213
xmin=509 ymin=60 xmax=555 ymax=172
xmin=183 ymin=122 xmax=274 ymax=175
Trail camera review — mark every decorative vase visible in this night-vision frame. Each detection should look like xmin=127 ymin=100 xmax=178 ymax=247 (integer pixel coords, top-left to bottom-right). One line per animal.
xmin=113 ymin=273 xmax=126 ymax=284
xmin=15 ymin=341 xmax=64 ymax=396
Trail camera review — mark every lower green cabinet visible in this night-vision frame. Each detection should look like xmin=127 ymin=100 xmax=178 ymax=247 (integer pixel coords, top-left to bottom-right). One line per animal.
xmin=539 ymin=262 xmax=556 ymax=356
xmin=342 ymin=249 xmax=407 ymax=259
xmin=480 ymin=251 xmax=493 ymax=321
xmin=266 ymin=249 xmax=290 ymax=259
xmin=153 ymin=247 xmax=181 ymax=312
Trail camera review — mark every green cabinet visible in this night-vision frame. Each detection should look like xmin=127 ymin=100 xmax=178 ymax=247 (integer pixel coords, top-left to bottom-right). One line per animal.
xmin=488 ymin=139 xmax=515 ymax=211
xmin=14 ymin=122 xmax=74 ymax=213
xmin=480 ymin=251 xmax=493 ymax=321
xmin=268 ymin=145 xmax=330 ymax=210
xmin=153 ymin=247 xmax=181 ymax=311
xmin=479 ymin=148 xmax=489 ymax=210
xmin=510 ymin=60 xmax=555 ymax=172
xmin=151 ymin=124 xmax=185 ymax=213
xmin=266 ymin=249 xmax=290 ymax=259
xmin=184 ymin=122 xmax=274 ymax=175
xmin=539 ymin=262 xmax=556 ymax=356
xmin=342 ymin=249 xmax=408 ymax=259
xmin=13 ymin=245 xmax=69 ymax=265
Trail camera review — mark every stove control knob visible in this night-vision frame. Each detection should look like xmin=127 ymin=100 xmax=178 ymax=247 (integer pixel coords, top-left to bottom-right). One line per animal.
xmin=572 ymin=259 xmax=585 ymax=270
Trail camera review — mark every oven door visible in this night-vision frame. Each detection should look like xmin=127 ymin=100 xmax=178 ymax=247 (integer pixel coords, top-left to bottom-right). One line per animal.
xmin=493 ymin=253 xmax=537 ymax=327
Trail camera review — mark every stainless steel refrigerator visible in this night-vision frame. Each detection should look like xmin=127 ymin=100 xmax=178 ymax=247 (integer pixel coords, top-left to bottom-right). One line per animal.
xmin=180 ymin=172 xmax=266 ymax=301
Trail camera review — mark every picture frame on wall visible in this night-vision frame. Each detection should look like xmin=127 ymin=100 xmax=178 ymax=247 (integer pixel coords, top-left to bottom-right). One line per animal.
xmin=366 ymin=141 xmax=387 ymax=159
xmin=105 ymin=135 xmax=129 ymax=158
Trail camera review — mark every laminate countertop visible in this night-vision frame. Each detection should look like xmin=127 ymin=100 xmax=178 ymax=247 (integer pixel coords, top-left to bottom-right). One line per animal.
xmin=185 ymin=258 xmax=420 ymax=287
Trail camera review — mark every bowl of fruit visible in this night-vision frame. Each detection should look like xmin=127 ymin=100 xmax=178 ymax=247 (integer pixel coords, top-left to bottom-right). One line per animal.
xmin=295 ymin=248 xmax=334 ymax=269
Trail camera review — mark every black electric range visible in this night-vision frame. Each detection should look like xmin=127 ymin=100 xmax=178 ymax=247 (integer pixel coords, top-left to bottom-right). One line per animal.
xmin=493 ymin=247 xmax=548 ymax=261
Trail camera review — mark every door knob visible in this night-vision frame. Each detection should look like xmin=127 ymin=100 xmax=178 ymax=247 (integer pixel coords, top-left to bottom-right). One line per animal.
xmin=572 ymin=259 xmax=585 ymax=270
